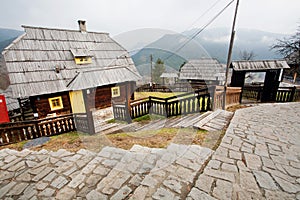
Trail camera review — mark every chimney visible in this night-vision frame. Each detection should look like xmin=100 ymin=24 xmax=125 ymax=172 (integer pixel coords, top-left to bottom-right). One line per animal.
xmin=78 ymin=20 xmax=87 ymax=32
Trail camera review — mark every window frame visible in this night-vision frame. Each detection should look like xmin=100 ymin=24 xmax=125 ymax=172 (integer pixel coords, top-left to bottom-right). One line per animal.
xmin=48 ymin=96 xmax=64 ymax=111
xmin=111 ymin=86 xmax=120 ymax=98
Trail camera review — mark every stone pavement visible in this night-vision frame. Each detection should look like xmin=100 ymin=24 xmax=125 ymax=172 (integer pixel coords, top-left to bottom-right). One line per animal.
xmin=0 ymin=102 xmax=300 ymax=199
xmin=0 ymin=143 xmax=213 ymax=199
xmin=190 ymin=102 xmax=300 ymax=200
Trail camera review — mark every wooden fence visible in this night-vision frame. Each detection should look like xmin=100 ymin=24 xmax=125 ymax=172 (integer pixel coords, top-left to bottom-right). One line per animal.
xmin=212 ymin=86 xmax=242 ymax=110
xmin=73 ymin=112 xmax=95 ymax=134
xmin=114 ymin=87 xmax=242 ymax=122
xmin=0 ymin=114 xmax=75 ymax=146
xmin=112 ymin=103 xmax=132 ymax=123
xmin=243 ymin=86 xmax=300 ymax=102
xmin=130 ymin=88 xmax=211 ymax=119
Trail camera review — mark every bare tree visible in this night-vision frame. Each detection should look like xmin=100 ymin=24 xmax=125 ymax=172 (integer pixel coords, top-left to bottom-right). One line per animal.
xmin=271 ymin=26 xmax=300 ymax=60
xmin=271 ymin=26 xmax=300 ymax=83
xmin=239 ymin=50 xmax=256 ymax=60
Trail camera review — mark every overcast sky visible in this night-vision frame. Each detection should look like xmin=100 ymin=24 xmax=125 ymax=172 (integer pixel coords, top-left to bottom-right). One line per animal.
xmin=1 ymin=0 xmax=299 ymax=36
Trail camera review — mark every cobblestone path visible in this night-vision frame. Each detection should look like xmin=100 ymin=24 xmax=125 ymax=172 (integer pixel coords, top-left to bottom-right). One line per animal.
xmin=190 ymin=103 xmax=300 ymax=199
xmin=0 ymin=143 xmax=213 ymax=199
xmin=0 ymin=103 xmax=299 ymax=199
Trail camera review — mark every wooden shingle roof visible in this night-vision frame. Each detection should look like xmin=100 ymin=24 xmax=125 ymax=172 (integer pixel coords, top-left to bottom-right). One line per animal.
xmin=231 ymin=60 xmax=290 ymax=71
xmin=2 ymin=25 xmax=140 ymax=98
xmin=179 ymin=58 xmax=226 ymax=82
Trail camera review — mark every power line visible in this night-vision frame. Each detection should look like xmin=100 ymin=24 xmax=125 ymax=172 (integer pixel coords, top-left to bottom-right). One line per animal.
xmin=184 ymin=0 xmax=224 ymax=32
xmin=162 ymin=0 xmax=234 ymax=62
xmin=148 ymin=0 xmax=224 ymax=64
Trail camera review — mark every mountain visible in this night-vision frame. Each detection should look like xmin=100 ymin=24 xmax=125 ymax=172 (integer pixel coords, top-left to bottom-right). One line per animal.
xmin=116 ymin=27 xmax=288 ymax=76
xmin=185 ymin=27 xmax=287 ymax=63
xmin=113 ymin=28 xmax=176 ymax=55
xmin=0 ymin=28 xmax=23 ymax=53
xmin=0 ymin=28 xmax=23 ymax=90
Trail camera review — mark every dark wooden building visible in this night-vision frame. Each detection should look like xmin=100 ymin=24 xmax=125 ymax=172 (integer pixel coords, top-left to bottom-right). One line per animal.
xmin=230 ymin=60 xmax=289 ymax=102
xmin=2 ymin=21 xmax=141 ymax=121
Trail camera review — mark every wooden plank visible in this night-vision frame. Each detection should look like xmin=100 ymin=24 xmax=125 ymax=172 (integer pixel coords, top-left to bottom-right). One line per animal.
xmin=193 ymin=109 xmax=222 ymax=128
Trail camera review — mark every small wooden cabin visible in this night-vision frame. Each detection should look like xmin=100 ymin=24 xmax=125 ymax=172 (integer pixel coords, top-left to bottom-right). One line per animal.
xmin=2 ymin=21 xmax=141 ymax=120
xmin=179 ymin=58 xmax=226 ymax=86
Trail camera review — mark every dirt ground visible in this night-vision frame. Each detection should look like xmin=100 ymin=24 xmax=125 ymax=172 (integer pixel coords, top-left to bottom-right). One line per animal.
xmin=0 ymin=104 xmax=245 ymax=152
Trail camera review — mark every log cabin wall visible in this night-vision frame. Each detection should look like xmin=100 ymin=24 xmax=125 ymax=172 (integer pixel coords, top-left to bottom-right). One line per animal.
xmin=85 ymin=81 xmax=136 ymax=111
xmin=31 ymin=92 xmax=72 ymax=118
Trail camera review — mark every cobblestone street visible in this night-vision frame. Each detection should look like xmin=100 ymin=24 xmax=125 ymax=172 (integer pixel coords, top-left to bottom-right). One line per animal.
xmin=0 ymin=103 xmax=300 ymax=199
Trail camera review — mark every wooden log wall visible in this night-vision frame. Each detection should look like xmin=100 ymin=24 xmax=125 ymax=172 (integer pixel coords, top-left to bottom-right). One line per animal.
xmin=32 ymin=92 xmax=72 ymax=119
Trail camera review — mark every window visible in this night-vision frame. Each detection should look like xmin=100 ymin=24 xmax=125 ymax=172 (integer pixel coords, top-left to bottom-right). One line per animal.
xmin=70 ymin=48 xmax=93 ymax=65
xmin=74 ymin=57 xmax=92 ymax=65
xmin=111 ymin=86 xmax=120 ymax=97
xmin=48 ymin=96 xmax=63 ymax=111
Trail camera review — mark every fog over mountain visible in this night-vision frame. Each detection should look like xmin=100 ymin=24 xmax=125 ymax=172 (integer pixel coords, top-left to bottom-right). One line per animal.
xmin=114 ymin=27 xmax=288 ymax=75
xmin=0 ymin=28 xmax=23 ymax=53
xmin=0 ymin=27 xmax=289 ymax=77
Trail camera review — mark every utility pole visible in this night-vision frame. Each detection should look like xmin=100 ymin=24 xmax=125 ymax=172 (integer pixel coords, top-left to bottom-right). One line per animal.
xmin=150 ymin=54 xmax=153 ymax=84
xmin=223 ymin=0 xmax=240 ymax=110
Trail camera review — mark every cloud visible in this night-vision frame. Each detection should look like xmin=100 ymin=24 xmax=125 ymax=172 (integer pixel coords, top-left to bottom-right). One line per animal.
xmin=0 ymin=0 xmax=299 ymax=35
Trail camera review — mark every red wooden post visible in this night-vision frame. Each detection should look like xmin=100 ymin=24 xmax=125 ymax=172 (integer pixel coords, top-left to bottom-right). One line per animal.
xmin=0 ymin=95 xmax=10 ymax=123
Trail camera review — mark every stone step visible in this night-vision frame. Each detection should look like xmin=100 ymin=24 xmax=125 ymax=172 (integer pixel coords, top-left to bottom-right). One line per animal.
xmin=193 ymin=109 xmax=233 ymax=131
xmin=164 ymin=116 xmax=186 ymax=128
xmin=95 ymin=123 xmax=119 ymax=133
xmin=0 ymin=143 xmax=213 ymax=199
xmin=135 ymin=119 xmax=167 ymax=131
xmin=174 ymin=112 xmax=212 ymax=128
xmin=93 ymin=145 xmax=166 ymax=198
xmin=129 ymin=143 xmax=214 ymax=199
xmin=99 ymin=123 xmax=133 ymax=135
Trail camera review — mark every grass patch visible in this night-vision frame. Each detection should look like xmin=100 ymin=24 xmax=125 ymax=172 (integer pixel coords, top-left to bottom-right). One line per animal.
xmin=133 ymin=114 xmax=151 ymax=122
xmin=135 ymin=92 xmax=184 ymax=99
xmin=0 ymin=126 xmax=210 ymax=152
xmin=0 ymin=140 xmax=27 ymax=151
xmin=107 ymin=128 xmax=207 ymax=150
xmin=106 ymin=118 xmax=116 ymax=123
xmin=133 ymin=114 xmax=166 ymax=123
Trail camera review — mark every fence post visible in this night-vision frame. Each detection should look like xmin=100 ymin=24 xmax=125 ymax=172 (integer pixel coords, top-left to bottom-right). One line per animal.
xmin=165 ymin=99 xmax=169 ymax=117
xmin=148 ymin=97 xmax=152 ymax=115
xmin=290 ymin=86 xmax=296 ymax=102
xmin=35 ymin=120 xmax=41 ymax=138
xmin=87 ymin=111 xmax=95 ymax=134
xmin=211 ymin=86 xmax=216 ymax=111
xmin=125 ymin=103 xmax=132 ymax=123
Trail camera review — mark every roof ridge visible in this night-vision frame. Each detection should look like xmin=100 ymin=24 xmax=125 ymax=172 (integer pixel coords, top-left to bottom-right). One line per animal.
xmin=21 ymin=25 xmax=109 ymax=35
xmin=232 ymin=59 xmax=286 ymax=63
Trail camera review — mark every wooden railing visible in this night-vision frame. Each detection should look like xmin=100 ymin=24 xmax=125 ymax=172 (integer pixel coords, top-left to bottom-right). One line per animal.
xmin=130 ymin=98 xmax=150 ymax=119
xmin=242 ymin=85 xmax=263 ymax=101
xmin=0 ymin=114 xmax=75 ymax=146
xmin=112 ymin=103 xmax=132 ymax=123
xmin=242 ymin=86 xmax=300 ymax=102
xmin=113 ymin=88 xmax=213 ymax=122
xmin=276 ymin=87 xmax=300 ymax=102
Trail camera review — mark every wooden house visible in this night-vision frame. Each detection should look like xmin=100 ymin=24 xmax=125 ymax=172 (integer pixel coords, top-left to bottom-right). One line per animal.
xmin=2 ymin=20 xmax=141 ymax=121
xmin=179 ymin=58 xmax=226 ymax=87
xmin=160 ymin=72 xmax=178 ymax=85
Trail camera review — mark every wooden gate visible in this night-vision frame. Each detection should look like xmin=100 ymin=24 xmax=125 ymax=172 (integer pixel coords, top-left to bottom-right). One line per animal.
xmin=73 ymin=112 xmax=95 ymax=134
